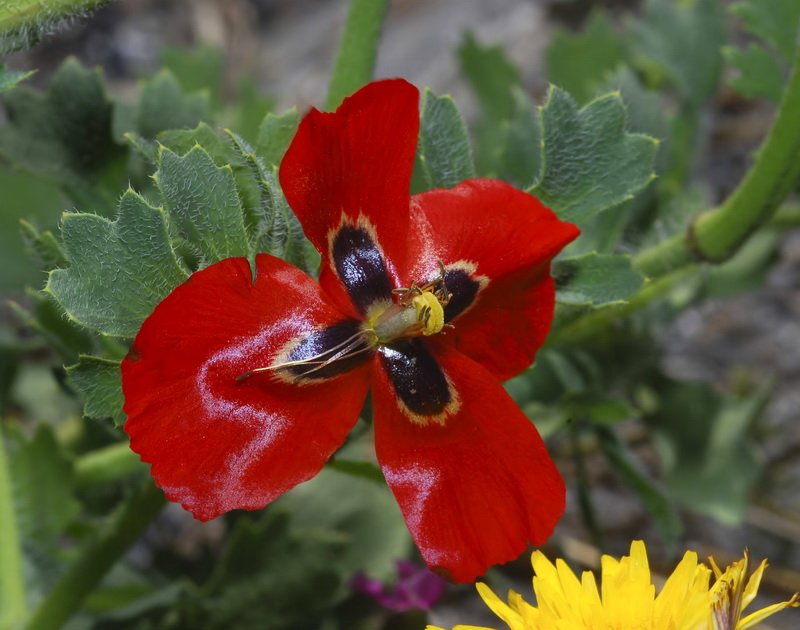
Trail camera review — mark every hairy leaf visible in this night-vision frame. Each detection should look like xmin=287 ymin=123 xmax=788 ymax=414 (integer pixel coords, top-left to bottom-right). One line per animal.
xmin=416 ymin=88 xmax=475 ymax=190
xmin=154 ymin=145 xmax=251 ymax=266
xmin=554 ymin=252 xmax=646 ymax=307
xmin=528 ymin=88 xmax=658 ymax=224
xmin=0 ymin=64 xmax=34 ymax=92
xmin=46 ymin=189 xmax=189 ymax=338
xmin=66 ymin=356 xmax=125 ymax=425
xmin=0 ymin=0 xmax=114 ymax=55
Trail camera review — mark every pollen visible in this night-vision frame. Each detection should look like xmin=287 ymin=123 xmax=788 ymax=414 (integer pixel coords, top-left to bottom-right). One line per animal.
xmin=412 ymin=291 xmax=445 ymax=335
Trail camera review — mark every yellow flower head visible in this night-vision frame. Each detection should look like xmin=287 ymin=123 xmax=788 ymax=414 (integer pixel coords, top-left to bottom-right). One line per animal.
xmin=428 ymin=541 xmax=799 ymax=630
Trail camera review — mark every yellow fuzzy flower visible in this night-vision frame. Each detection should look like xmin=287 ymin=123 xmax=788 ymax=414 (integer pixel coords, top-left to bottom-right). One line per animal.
xmin=429 ymin=541 xmax=798 ymax=630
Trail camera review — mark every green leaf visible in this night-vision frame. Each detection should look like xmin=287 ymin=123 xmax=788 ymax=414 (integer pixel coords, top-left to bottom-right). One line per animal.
xmin=416 ymin=88 xmax=475 ymax=190
xmin=0 ymin=64 xmax=34 ymax=92
xmin=0 ymin=58 xmax=126 ymax=211
xmin=731 ymin=0 xmax=800 ymax=63
xmin=630 ymin=0 xmax=726 ymax=107
xmin=255 ymin=109 xmax=299 ymax=169
xmin=493 ymin=88 xmax=542 ymax=188
xmin=158 ymin=123 xmax=262 ymax=238
xmin=199 ymin=511 xmax=343 ymax=629
xmin=546 ymin=10 xmax=627 ymax=104
xmin=554 ymin=252 xmax=646 ymax=307
xmin=10 ymin=289 xmax=94 ymax=363
xmin=528 ymin=88 xmax=658 ymax=224
xmin=5 ymin=424 xmax=78 ymax=551
xmin=595 ymin=424 xmax=682 ymax=549
xmin=326 ymin=458 xmax=385 ymax=484
xmin=66 ymin=356 xmax=125 ymax=425
xmin=19 ymin=219 xmax=67 ymax=271
xmin=160 ymin=43 xmax=224 ymax=111
xmin=278 ymin=467 xmax=409 ymax=582
xmin=458 ymin=31 xmax=520 ymax=122
xmin=155 ymin=145 xmax=251 ymax=266
xmin=0 ymin=0 xmax=114 ymax=55
xmin=724 ymin=43 xmax=786 ymax=103
xmin=132 ymin=70 xmax=211 ymax=139
xmin=566 ymin=389 xmax=636 ymax=424
xmin=227 ymin=77 xmax=275 ymax=145
xmin=46 ymin=189 xmax=189 ymax=338
xmin=647 ymin=381 xmax=767 ymax=526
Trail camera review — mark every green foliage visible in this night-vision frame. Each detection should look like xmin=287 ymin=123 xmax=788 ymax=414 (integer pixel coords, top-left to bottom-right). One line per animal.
xmin=0 ymin=64 xmax=34 ymax=93
xmin=194 ymin=512 xmax=343 ymax=629
xmin=458 ymin=32 xmax=519 ymax=122
xmin=134 ymin=70 xmax=212 ymax=140
xmin=596 ymin=424 xmax=682 ymax=549
xmin=0 ymin=58 xmax=126 ymax=211
xmin=154 ymin=145 xmax=251 ymax=266
xmin=546 ymin=10 xmax=627 ymax=104
xmin=278 ymin=467 xmax=410 ymax=583
xmin=0 ymin=0 xmax=114 ymax=55
xmin=66 ymin=356 xmax=125 ymax=425
xmin=256 ymin=109 xmax=300 ymax=168
xmin=725 ymin=0 xmax=800 ymax=102
xmin=630 ymin=0 xmax=727 ymax=108
xmin=416 ymin=88 xmax=475 ymax=190
xmin=554 ymin=253 xmax=646 ymax=307
xmin=46 ymin=189 xmax=189 ymax=338
xmin=732 ymin=0 xmax=800 ymax=62
xmin=647 ymin=381 xmax=768 ymax=526
xmin=528 ymin=88 xmax=659 ymax=225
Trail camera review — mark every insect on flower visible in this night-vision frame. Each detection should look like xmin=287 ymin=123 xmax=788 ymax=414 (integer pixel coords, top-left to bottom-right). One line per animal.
xmin=121 ymin=79 xmax=580 ymax=583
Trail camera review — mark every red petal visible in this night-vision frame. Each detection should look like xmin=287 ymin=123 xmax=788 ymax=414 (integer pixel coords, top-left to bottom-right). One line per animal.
xmin=406 ymin=179 xmax=580 ymax=380
xmin=371 ymin=342 xmax=565 ymax=583
xmin=280 ymin=79 xmax=420 ymax=316
xmin=122 ymin=255 xmax=371 ymax=521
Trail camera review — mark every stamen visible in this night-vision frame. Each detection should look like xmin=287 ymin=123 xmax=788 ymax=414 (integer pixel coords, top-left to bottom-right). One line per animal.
xmin=236 ymin=329 xmax=368 ymax=382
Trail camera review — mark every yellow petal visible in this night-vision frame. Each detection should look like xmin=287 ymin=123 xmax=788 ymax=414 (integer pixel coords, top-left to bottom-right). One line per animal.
xmin=475 ymin=583 xmax=523 ymax=629
xmin=737 ymin=593 xmax=800 ymax=630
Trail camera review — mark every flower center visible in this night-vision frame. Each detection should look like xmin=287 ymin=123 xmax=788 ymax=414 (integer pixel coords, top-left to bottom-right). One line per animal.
xmin=366 ymin=263 xmax=452 ymax=345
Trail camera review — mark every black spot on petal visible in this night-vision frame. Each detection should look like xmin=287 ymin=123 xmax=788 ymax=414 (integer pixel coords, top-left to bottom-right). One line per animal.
xmin=443 ymin=268 xmax=481 ymax=322
xmin=379 ymin=339 xmax=450 ymax=416
xmin=332 ymin=225 xmax=393 ymax=316
xmin=287 ymin=320 xmax=372 ymax=380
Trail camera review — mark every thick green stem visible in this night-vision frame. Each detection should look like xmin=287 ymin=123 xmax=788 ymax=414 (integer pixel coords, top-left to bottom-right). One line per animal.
xmin=324 ymin=0 xmax=390 ymax=112
xmin=73 ymin=442 xmax=144 ymax=488
xmin=635 ymin=41 xmax=800 ymax=278
xmin=25 ymin=481 xmax=165 ymax=630
xmin=0 ymin=425 xmax=28 ymax=629
xmin=0 ymin=0 xmax=116 ymax=54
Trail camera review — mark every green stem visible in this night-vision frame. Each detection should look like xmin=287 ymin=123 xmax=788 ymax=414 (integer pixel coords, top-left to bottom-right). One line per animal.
xmin=635 ymin=41 xmax=800 ymax=278
xmin=25 ymin=481 xmax=165 ymax=630
xmin=0 ymin=425 xmax=28 ymax=628
xmin=324 ymin=0 xmax=391 ymax=112
xmin=0 ymin=0 xmax=116 ymax=55
xmin=73 ymin=442 xmax=144 ymax=488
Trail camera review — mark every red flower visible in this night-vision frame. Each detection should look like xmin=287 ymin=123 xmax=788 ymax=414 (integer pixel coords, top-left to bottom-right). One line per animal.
xmin=122 ymin=79 xmax=579 ymax=583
